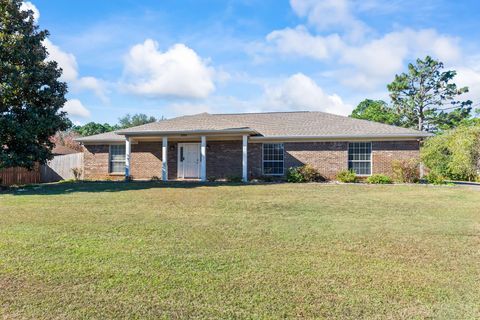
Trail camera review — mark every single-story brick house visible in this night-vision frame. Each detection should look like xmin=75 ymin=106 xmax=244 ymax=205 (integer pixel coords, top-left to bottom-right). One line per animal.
xmin=76 ymin=111 xmax=431 ymax=181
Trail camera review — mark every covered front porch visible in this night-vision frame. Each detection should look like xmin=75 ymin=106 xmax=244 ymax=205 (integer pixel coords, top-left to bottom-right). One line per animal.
xmin=124 ymin=131 xmax=252 ymax=182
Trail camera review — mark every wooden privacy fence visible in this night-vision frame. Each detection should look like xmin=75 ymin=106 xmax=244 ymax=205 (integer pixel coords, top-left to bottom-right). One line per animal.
xmin=0 ymin=165 xmax=41 ymax=186
xmin=41 ymin=153 xmax=84 ymax=182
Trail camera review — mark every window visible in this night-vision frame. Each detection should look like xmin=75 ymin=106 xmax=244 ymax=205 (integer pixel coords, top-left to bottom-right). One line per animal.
xmin=109 ymin=144 xmax=126 ymax=173
xmin=263 ymin=143 xmax=284 ymax=175
xmin=348 ymin=142 xmax=372 ymax=175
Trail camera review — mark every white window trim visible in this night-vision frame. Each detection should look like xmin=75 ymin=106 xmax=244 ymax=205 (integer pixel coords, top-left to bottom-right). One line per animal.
xmin=347 ymin=141 xmax=372 ymax=176
xmin=109 ymin=144 xmax=126 ymax=174
xmin=262 ymin=143 xmax=285 ymax=176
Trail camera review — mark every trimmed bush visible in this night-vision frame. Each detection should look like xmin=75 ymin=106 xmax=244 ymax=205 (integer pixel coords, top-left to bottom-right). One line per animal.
xmin=392 ymin=158 xmax=420 ymax=183
xmin=226 ymin=175 xmax=242 ymax=182
xmin=425 ymin=172 xmax=447 ymax=185
xmin=287 ymin=167 xmax=304 ymax=183
xmin=336 ymin=170 xmax=357 ymax=183
xmin=367 ymin=174 xmax=393 ymax=184
xmin=287 ymin=165 xmax=326 ymax=183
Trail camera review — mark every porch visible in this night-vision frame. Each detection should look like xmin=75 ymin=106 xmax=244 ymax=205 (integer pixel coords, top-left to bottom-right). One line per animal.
xmin=124 ymin=134 xmax=250 ymax=182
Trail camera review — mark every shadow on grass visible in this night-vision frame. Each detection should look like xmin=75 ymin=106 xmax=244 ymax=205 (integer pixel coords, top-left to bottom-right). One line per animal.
xmin=3 ymin=180 xmax=278 ymax=196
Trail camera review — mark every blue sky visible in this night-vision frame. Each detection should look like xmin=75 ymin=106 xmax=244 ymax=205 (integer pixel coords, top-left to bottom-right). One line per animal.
xmin=23 ymin=0 xmax=480 ymax=124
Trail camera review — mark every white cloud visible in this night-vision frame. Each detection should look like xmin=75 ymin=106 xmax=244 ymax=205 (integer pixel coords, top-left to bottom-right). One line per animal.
xmin=290 ymin=0 xmax=370 ymax=40
xmin=62 ymin=99 xmax=91 ymax=118
xmin=255 ymin=0 xmax=464 ymax=93
xmin=43 ymin=39 xmax=78 ymax=82
xmin=157 ymin=75 xmax=353 ymax=118
xmin=338 ymin=28 xmax=461 ymax=89
xmin=455 ymin=57 xmax=480 ymax=104
xmin=122 ymin=39 xmax=215 ymax=99
xmin=43 ymin=39 xmax=108 ymax=102
xmin=20 ymin=1 xmax=40 ymax=21
xmin=266 ymin=25 xmax=343 ymax=60
xmin=263 ymin=73 xmax=352 ymax=115
xmin=260 ymin=21 xmax=462 ymax=91
xmin=74 ymin=77 xmax=108 ymax=102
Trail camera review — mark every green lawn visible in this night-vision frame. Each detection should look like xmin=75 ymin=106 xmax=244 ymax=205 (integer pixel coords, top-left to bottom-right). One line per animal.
xmin=1 ymin=182 xmax=479 ymax=319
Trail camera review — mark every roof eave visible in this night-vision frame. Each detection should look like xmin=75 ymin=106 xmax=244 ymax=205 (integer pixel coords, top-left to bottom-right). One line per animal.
xmin=250 ymin=133 xmax=433 ymax=140
xmin=115 ymin=128 xmax=258 ymax=136
xmin=75 ymin=136 xmax=126 ymax=143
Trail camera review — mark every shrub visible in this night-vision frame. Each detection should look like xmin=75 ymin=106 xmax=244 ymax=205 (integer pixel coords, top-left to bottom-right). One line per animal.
xmin=336 ymin=170 xmax=357 ymax=183
xmin=367 ymin=174 xmax=393 ymax=184
xmin=71 ymin=167 xmax=82 ymax=180
xmin=425 ymin=172 xmax=447 ymax=185
xmin=150 ymin=176 xmax=160 ymax=181
xmin=392 ymin=158 xmax=420 ymax=183
xmin=207 ymin=176 xmax=217 ymax=182
xmin=287 ymin=167 xmax=304 ymax=183
xmin=421 ymin=126 xmax=480 ymax=181
xmin=226 ymin=175 xmax=242 ymax=182
xmin=287 ymin=165 xmax=326 ymax=183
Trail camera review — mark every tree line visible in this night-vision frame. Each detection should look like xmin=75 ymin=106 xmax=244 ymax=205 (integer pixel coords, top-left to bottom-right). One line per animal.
xmin=72 ymin=113 xmax=162 ymax=137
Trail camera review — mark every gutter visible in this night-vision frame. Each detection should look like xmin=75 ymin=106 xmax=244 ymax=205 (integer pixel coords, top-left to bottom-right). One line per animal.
xmin=249 ymin=133 xmax=433 ymax=141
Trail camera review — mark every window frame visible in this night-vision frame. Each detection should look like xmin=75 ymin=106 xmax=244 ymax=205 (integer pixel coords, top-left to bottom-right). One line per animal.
xmin=347 ymin=141 xmax=372 ymax=176
xmin=109 ymin=144 xmax=126 ymax=174
xmin=262 ymin=143 xmax=285 ymax=176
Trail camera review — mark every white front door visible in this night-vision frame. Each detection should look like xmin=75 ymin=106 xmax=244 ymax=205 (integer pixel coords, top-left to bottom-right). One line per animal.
xmin=178 ymin=143 xmax=201 ymax=178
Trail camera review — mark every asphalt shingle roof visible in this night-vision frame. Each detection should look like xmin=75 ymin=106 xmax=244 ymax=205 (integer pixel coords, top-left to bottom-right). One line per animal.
xmin=77 ymin=111 xmax=430 ymax=142
xmin=75 ymin=131 xmax=125 ymax=143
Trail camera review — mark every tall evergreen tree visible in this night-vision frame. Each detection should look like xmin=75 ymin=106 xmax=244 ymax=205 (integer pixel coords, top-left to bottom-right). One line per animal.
xmin=387 ymin=56 xmax=472 ymax=132
xmin=0 ymin=0 xmax=70 ymax=169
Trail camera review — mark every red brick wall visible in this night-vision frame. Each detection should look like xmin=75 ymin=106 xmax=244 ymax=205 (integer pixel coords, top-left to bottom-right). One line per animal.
xmin=83 ymin=140 xmax=420 ymax=181
xmin=130 ymin=142 xmax=163 ymax=179
xmin=83 ymin=145 xmax=124 ymax=180
xmin=84 ymin=142 xmax=166 ymax=180
xmin=248 ymin=140 xmax=420 ymax=180
xmin=247 ymin=142 xmax=348 ymax=179
xmin=248 ymin=143 xmax=263 ymax=178
xmin=285 ymin=142 xmax=348 ymax=179
xmin=206 ymin=141 xmax=243 ymax=179
xmin=372 ymin=140 xmax=420 ymax=176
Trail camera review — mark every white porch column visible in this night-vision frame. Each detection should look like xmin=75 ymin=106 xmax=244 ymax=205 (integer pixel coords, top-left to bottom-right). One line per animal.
xmin=125 ymin=137 xmax=131 ymax=179
xmin=200 ymin=136 xmax=207 ymax=182
xmin=242 ymin=135 xmax=248 ymax=182
xmin=162 ymin=136 xmax=168 ymax=181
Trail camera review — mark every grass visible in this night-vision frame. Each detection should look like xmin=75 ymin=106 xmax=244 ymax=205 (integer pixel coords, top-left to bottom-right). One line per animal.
xmin=1 ymin=181 xmax=479 ymax=319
